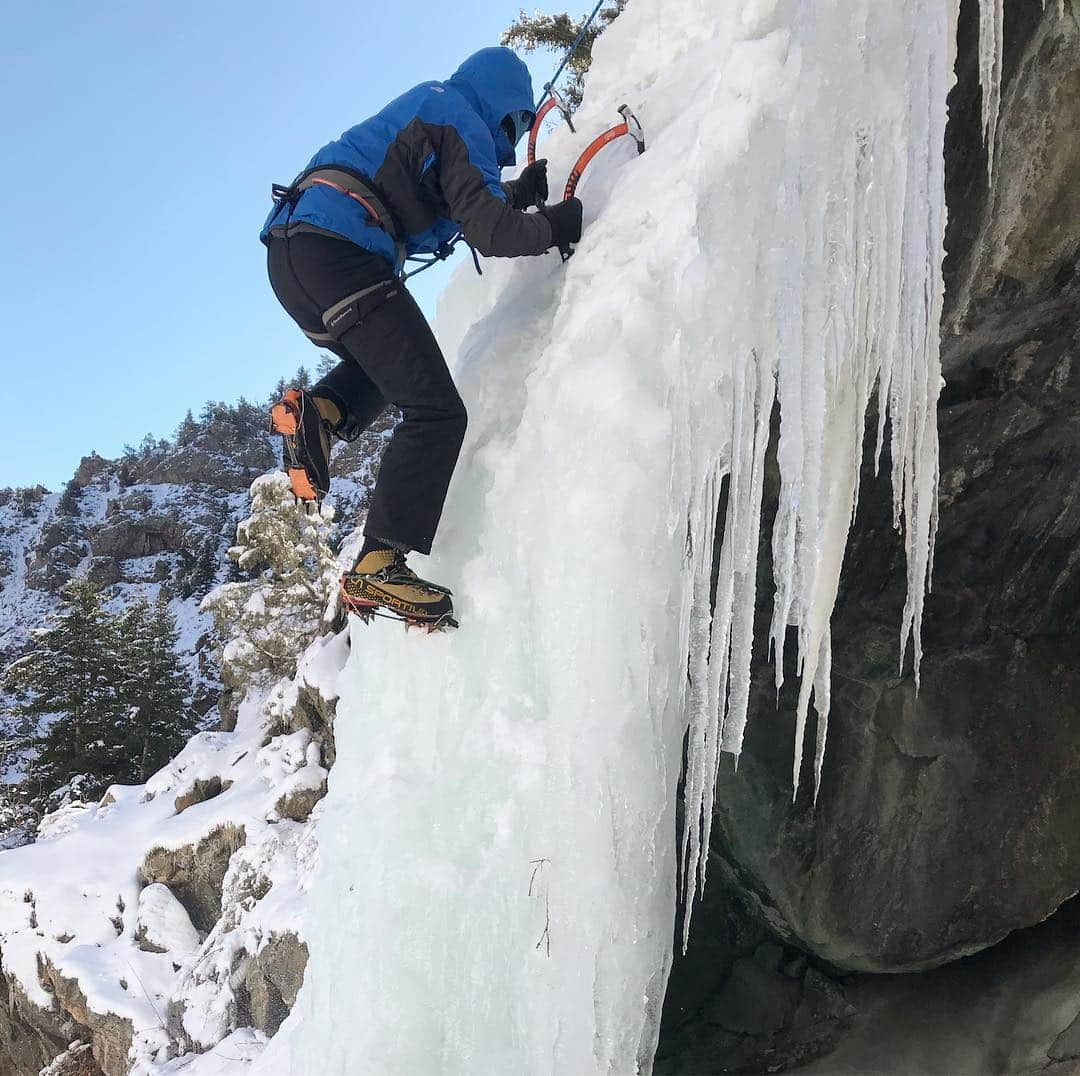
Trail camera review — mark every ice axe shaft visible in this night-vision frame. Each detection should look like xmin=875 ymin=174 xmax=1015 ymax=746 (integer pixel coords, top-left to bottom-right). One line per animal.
xmin=562 ymin=104 xmax=645 ymax=203
xmin=527 ymin=87 xmax=576 ymax=170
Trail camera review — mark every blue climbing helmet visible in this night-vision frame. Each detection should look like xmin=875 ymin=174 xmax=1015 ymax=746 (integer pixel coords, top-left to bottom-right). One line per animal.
xmin=447 ymin=47 xmax=536 ymax=167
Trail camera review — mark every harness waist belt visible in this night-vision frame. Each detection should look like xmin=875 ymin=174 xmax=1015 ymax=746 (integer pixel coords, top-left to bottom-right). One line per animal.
xmin=292 ymin=168 xmax=401 ymax=242
xmin=270 ymin=166 xmax=407 ymax=267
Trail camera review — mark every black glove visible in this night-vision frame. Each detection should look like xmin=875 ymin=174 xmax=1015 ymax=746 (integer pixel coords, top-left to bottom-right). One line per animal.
xmin=509 ymin=158 xmax=549 ymax=210
xmin=540 ymin=197 xmax=583 ymax=256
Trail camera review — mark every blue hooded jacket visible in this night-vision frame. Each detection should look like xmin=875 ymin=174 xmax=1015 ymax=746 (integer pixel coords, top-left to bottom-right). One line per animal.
xmin=261 ymin=47 xmax=553 ymax=270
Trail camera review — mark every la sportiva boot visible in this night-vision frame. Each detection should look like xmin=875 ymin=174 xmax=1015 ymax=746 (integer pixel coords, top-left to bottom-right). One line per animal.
xmin=269 ymin=388 xmax=331 ymax=502
xmin=341 ymin=549 xmax=457 ymax=631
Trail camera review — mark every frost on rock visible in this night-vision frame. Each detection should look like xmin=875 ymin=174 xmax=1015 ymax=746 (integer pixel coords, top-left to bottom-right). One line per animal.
xmin=274 ymin=0 xmax=951 ymax=1072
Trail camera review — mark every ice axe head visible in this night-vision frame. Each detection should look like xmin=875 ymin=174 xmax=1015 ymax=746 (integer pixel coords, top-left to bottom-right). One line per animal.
xmin=547 ymin=84 xmax=577 ymax=133
xmin=618 ymin=104 xmax=645 ymax=155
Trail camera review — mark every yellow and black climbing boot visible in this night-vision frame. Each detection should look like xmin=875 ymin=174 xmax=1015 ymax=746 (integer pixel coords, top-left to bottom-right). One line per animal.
xmin=341 ymin=549 xmax=457 ymax=630
xmin=269 ymin=388 xmax=332 ymax=502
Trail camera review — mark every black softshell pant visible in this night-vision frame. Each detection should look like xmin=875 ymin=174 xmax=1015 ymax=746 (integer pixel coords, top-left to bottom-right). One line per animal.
xmin=267 ymin=233 xmax=467 ymax=555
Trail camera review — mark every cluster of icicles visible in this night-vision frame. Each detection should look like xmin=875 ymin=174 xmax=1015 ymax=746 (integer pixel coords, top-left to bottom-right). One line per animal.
xmin=679 ymin=0 xmax=1057 ymax=939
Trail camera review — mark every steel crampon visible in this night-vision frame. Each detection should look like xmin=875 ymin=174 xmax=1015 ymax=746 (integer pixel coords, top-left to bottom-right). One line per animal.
xmin=339 ymin=579 xmax=458 ymax=633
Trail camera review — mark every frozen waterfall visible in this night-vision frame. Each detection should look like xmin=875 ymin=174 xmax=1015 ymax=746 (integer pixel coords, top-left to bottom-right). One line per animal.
xmin=260 ymin=0 xmax=959 ymax=1071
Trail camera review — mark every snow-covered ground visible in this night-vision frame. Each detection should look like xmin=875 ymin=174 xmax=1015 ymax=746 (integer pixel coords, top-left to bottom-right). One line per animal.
xmin=0 ymin=620 xmax=346 ymax=1073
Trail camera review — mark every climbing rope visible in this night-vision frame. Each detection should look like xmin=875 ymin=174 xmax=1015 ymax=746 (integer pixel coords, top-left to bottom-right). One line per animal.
xmin=532 ymin=0 xmax=607 ymax=115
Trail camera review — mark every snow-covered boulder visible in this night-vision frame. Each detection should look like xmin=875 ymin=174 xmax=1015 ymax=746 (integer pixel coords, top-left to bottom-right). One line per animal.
xmin=134 ymin=884 xmax=202 ymax=958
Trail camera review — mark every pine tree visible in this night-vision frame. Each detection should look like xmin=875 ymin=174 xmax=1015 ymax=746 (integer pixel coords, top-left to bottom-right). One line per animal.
xmin=3 ymin=579 xmax=125 ymax=802
xmin=114 ymin=596 xmax=193 ymax=783
xmin=270 ymin=377 xmax=289 ymax=407
xmin=202 ymin=472 xmax=339 ymax=692
xmin=234 ymin=397 xmax=263 ymax=440
xmin=57 ymin=478 xmax=83 ymax=516
xmin=502 ymin=2 xmax=627 ymax=109
xmin=176 ymin=409 xmax=200 ymax=446
xmin=187 ymin=536 xmax=220 ymax=599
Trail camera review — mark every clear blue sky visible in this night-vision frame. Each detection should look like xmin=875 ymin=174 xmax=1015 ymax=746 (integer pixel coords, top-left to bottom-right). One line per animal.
xmin=0 ymin=0 xmax=559 ymax=491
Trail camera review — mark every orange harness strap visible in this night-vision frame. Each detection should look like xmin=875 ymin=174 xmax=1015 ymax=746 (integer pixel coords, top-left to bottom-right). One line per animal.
xmin=307 ymin=177 xmax=384 ymax=227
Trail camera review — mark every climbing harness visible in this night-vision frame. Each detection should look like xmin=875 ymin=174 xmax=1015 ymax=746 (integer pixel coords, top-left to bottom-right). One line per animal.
xmin=269 ymin=164 xmax=407 ymax=268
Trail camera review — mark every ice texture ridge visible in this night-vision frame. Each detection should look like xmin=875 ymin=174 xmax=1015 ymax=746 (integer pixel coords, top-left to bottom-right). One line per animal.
xmin=268 ymin=0 xmax=955 ymax=1071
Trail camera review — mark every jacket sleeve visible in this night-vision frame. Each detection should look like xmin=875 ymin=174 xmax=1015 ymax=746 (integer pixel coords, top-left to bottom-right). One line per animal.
xmin=430 ymin=119 xmax=552 ymax=258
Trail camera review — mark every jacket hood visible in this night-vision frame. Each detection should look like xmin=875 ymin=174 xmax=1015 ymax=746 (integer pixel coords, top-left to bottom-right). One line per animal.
xmin=447 ymin=47 xmax=535 ymax=166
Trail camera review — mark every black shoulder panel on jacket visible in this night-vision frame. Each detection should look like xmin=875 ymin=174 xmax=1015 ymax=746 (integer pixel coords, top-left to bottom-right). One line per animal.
xmin=424 ymin=123 xmax=553 ymax=258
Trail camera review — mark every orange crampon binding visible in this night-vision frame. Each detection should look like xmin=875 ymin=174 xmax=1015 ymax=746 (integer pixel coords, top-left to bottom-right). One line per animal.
xmin=269 ymin=388 xmax=331 ymax=503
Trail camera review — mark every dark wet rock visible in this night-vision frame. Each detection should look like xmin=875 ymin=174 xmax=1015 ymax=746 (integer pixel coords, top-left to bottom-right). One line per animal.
xmin=699 ymin=0 xmax=1080 ymax=977
xmin=657 ymin=873 xmax=854 ymax=1075
xmin=950 ymin=3 xmax=1080 ymax=325
xmin=794 ymin=897 xmax=1080 ymax=1075
xmin=138 ymin=824 xmax=246 ymax=933
xmin=709 ymin=284 xmax=1080 ymax=975
xmin=173 ymin=776 xmax=232 ymax=815
xmin=0 ymin=970 xmax=91 ymax=1076
xmin=1052 ymin=1011 xmax=1080 ymax=1063
xmin=705 ymin=955 xmax=800 ymax=1036
xmin=235 ymin=932 xmax=309 ymax=1037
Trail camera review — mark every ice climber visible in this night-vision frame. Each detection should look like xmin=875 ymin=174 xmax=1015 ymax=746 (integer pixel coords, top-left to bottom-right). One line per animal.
xmin=262 ymin=47 xmax=583 ymax=628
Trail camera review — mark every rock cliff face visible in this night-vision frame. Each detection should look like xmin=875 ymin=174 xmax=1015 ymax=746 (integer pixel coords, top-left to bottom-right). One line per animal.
xmin=661 ymin=0 xmax=1080 ymax=1069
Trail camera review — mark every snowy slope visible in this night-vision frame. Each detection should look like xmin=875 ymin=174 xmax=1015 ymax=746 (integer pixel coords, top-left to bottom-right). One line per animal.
xmin=0 ymin=632 xmax=344 ymax=1073
xmin=267 ymin=0 xmax=955 ymax=1073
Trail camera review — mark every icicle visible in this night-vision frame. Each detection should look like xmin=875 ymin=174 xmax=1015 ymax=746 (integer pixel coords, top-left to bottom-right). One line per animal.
xmin=679 ymin=0 xmax=951 ymax=929
xmin=978 ymin=0 xmax=1005 ymax=181
xmin=812 ymin=629 xmax=832 ymax=805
